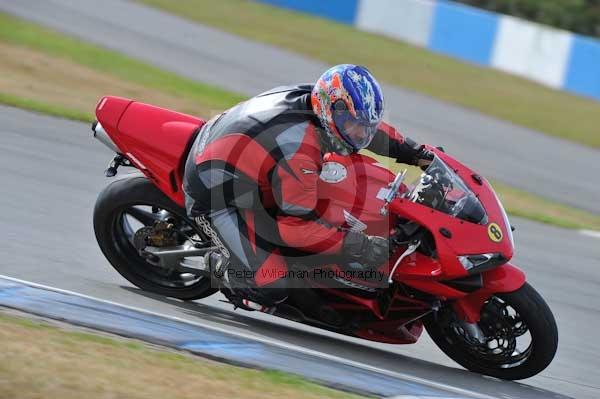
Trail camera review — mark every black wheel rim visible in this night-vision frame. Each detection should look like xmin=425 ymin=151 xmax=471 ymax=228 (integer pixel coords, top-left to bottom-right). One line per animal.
xmin=111 ymin=203 xmax=207 ymax=289
xmin=444 ymin=296 xmax=533 ymax=369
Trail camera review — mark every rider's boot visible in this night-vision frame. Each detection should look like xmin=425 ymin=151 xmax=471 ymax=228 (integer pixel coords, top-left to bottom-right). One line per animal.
xmin=205 ymin=251 xmax=285 ymax=311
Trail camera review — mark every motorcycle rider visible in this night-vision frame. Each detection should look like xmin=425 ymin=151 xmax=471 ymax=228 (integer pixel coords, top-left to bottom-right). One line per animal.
xmin=183 ymin=64 xmax=433 ymax=308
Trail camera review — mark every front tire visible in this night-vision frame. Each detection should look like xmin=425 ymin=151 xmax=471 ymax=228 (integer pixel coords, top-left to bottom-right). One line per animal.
xmin=93 ymin=175 xmax=217 ymax=300
xmin=425 ymin=282 xmax=558 ymax=380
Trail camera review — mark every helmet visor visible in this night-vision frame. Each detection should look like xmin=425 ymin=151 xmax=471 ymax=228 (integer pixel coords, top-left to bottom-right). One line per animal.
xmin=334 ymin=111 xmax=379 ymax=150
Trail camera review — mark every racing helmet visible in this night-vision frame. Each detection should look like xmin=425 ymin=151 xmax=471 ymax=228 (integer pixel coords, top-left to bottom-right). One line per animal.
xmin=311 ymin=64 xmax=384 ymax=154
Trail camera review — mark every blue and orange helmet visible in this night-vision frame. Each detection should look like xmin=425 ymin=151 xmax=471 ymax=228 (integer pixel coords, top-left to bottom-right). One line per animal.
xmin=311 ymin=64 xmax=384 ymax=154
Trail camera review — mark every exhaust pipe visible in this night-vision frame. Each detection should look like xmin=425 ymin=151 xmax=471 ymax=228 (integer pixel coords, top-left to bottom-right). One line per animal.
xmin=92 ymin=121 xmax=119 ymax=153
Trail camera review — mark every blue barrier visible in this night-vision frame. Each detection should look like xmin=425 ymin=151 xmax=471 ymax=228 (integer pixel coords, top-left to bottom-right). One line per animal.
xmin=255 ymin=0 xmax=600 ymax=101
xmin=564 ymin=35 xmax=600 ymax=101
xmin=429 ymin=1 xmax=498 ymax=66
xmin=258 ymin=0 xmax=358 ymax=25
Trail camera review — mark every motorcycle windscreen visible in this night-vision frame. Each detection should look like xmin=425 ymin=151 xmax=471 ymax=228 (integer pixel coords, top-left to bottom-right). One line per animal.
xmin=407 ymin=157 xmax=488 ymax=225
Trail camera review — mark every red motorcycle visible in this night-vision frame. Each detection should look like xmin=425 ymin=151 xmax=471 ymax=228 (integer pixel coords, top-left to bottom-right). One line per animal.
xmin=92 ymin=96 xmax=558 ymax=380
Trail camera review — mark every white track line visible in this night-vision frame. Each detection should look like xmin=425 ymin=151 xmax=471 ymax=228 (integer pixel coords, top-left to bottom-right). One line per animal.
xmin=389 ymin=396 xmax=465 ymax=399
xmin=579 ymin=230 xmax=600 ymax=239
xmin=0 ymin=274 xmax=496 ymax=399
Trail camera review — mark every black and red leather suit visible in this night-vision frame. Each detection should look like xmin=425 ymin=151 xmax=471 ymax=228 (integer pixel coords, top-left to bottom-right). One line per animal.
xmin=183 ymin=85 xmax=423 ymax=304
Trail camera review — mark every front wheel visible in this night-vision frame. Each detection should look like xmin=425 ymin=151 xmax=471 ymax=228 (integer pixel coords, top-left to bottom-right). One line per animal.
xmin=425 ymin=282 xmax=558 ymax=380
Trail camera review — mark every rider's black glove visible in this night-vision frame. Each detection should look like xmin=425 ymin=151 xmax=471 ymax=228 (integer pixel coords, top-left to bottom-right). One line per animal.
xmin=413 ymin=146 xmax=434 ymax=170
xmin=342 ymin=231 xmax=390 ymax=267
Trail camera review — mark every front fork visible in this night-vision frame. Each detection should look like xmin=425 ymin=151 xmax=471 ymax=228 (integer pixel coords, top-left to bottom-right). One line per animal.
xmin=452 ymin=263 xmax=526 ymax=323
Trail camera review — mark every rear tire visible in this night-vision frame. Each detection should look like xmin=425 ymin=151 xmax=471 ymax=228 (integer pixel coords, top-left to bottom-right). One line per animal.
xmin=93 ymin=175 xmax=217 ymax=300
xmin=425 ymin=282 xmax=558 ymax=380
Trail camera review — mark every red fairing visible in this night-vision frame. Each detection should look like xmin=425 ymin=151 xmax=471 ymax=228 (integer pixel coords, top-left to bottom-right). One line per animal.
xmin=95 ymin=96 xmax=204 ymax=206
xmin=387 ymin=148 xmax=514 ymax=281
xmin=316 ymin=153 xmax=396 ymax=237
xmin=400 ymin=262 xmax=526 ymax=313
xmin=481 ymin=263 xmax=526 ymax=293
xmin=390 ymin=252 xmax=443 ymax=280
xmin=453 ymin=263 xmax=526 ymax=322
xmin=95 ymin=96 xmax=132 ymax=134
xmin=354 ymin=319 xmax=423 ymax=344
xmin=380 ymin=146 xmax=523 ymax=322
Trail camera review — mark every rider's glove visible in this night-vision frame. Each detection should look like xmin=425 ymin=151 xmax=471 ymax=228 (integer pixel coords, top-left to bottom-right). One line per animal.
xmin=342 ymin=231 xmax=390 ymax=267
xmin=413 ymin=145 xmax=435 ymax=169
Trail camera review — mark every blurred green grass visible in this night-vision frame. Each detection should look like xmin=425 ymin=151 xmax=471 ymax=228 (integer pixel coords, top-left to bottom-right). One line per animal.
xmin=0 ymin=92 xmax=92 ymax=122
xmin=0 ymin=12 xmax=245 ymax=115
xmin=139 ymin=0 xmax=600 ymax=149
xmin=0 ymin=312 xmax=361 ymax=399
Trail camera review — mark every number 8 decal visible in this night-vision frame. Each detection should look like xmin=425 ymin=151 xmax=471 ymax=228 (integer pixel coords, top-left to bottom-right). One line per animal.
xmin=488 ymin=222 xmax=503 ymax=242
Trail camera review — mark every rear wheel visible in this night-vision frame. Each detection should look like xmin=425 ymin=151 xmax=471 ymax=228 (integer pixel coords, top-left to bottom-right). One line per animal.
xmin=93 ymin=175 xmax=217 ymax=300
xmin=424 ymin=282 xmax=558 ymax=380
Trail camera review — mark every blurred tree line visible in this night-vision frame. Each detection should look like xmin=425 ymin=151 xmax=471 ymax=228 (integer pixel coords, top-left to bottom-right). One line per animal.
xmin=456 ymin=0 xmax=600 ymax=37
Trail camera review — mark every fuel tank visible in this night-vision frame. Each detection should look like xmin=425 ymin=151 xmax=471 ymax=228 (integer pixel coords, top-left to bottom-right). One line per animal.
xmin=316 ymin=153 xmax=396 ymax=237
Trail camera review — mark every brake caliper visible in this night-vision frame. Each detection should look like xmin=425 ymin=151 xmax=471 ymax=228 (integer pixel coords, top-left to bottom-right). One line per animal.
xmin=133 ymin=221 xmax=178 ymax=250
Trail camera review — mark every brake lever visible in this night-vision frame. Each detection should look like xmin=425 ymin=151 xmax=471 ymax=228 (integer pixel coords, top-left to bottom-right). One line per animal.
xmin=388 ymin=240 xmax=421 ymax=284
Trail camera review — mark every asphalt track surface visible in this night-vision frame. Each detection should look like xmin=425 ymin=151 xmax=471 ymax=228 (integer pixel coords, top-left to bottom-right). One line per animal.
xmin=1 ymin=106 xmax=599 ymax=398
xmin=1 ymin=0 xmax=600 ymax=214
